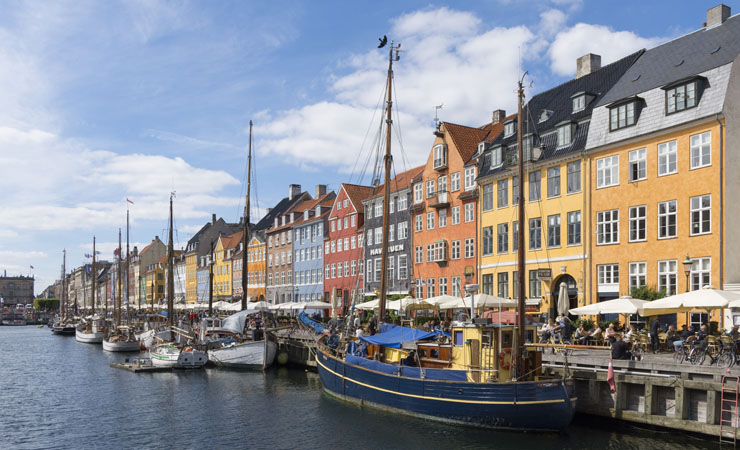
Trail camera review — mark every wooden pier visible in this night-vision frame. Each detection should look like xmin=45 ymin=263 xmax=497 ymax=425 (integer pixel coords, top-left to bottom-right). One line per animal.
xmin=274 ymin=328 xmax=318 ymax=369
xmin=541 ymin=348 xmax=740 ymax=442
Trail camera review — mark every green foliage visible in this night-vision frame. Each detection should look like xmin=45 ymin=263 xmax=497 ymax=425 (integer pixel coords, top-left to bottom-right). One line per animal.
xmin=34 ymin=298 xmax=59 ymax=311
xmin=630 ymin=285 xmax=667 ymax=301
xmin=575 ymin=318 xmax=594 ymax=330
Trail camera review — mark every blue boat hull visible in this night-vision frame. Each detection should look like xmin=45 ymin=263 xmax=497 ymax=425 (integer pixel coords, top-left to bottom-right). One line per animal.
xmin=316 ymin=347 xmax=576 ymax=431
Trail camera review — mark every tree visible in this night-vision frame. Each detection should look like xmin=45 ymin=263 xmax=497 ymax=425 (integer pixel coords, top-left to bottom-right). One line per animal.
xmin=630 ymin=285 xmax=667 ymax=301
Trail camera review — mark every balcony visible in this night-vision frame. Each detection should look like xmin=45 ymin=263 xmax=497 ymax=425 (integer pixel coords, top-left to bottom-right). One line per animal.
xmin=429 ymin=191 xmax=450 ymax=209
xmin=457 ymin=188 xmax=478 ymax=201
xmin=409 ymin=201 xmax=426 ymax=212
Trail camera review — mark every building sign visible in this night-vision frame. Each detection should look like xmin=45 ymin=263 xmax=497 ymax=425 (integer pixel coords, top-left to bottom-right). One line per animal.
xmin=537 ymin=268 xmax=552 ymax=280
xmin=368 ymin=243 xmax=404 ymax=256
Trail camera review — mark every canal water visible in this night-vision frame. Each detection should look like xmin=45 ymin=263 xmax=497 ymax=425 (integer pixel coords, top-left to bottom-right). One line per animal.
xmin=0 ymin=327 xmax=716 ymax=449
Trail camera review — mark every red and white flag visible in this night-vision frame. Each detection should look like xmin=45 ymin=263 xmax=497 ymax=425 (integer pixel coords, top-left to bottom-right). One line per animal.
xmin=607 ymin=358 xmax=616 ymax=394
xmin=126 ymin=198 xmax=134 ymax=204
xmin=29 ymin=265 xmax=34 ymax=269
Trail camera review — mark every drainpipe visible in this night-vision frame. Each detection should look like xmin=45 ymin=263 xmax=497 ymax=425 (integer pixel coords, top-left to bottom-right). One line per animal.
xmin=716 ymin=113 xmax=724 ymax=329
xmin=583 ymin=149 xmax=591 ymax=309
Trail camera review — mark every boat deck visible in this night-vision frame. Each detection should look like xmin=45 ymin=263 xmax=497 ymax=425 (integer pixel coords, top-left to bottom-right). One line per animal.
xmin=110 ymin=357 xmax=204 ymax=373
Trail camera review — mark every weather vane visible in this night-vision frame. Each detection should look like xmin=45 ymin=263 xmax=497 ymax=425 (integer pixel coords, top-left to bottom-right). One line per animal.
xmin=434 ymin=104 xmax=443 ymax=130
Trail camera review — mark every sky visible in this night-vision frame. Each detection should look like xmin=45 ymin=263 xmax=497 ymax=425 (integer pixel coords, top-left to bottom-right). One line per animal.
xmin=0 ymin=0 xmax=732 ymax=294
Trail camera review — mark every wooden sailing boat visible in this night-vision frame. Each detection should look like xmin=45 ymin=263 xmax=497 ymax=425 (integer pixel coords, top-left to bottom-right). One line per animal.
xmin=312 ymin=40 xmax=576 ymax=430
xmin=149 ymin=193 xmax=208 ymax=368
xmin=103 ymin=228 xmax=140 ymax=351
xmin=51 ymin=249 xmax=76 ymax=335
xmin=76 ymin=236 xmax=105 ymax=343
xmin=207 ymin=121 xmax=278 ymax=370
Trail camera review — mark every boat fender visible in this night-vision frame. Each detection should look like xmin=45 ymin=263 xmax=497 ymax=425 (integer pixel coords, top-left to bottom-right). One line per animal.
xmin=499 ymin=348 xmax=512 ymax=370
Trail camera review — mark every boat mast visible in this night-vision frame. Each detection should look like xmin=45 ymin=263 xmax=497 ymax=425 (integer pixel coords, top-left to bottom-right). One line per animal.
xmin=167 ymin=192 xmax=175 ymax=326
xmin=60 ymin=249 xmax=66 ymax=321
xmin=117 ymin=228 xmax=122 ymax=327
xmin=514 ymin=77 xmax=526 ymax=380
xmin=126 ymin=205 xmax=130 ymax=323
xmin=208 ymin=240 xmax=214 ymax=316
xmin=378 ymin=40 xmax=400 ymax=325
xmin=92 ymin=237 xmax=96 ymax=317
xmin=242 ymin=120 xmax=252 ymax=311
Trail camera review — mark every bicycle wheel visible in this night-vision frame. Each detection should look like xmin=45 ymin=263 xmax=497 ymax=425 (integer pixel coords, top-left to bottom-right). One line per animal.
xmin=718 ymin=351 xmax=734 ymax=369
xmin=688 ymin=348 xmax=699 ymax=365
xmin=672 ymin=349 xmax=682 ymax=363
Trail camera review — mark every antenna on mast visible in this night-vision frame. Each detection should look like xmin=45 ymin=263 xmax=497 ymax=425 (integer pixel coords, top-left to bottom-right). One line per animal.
xmin=433 ymin=104 xmax=443 ymax=130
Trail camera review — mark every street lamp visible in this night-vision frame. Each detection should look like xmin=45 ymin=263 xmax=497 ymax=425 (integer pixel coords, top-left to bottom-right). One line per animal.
xmin=682 ymin=254 xmax=693 ymax=293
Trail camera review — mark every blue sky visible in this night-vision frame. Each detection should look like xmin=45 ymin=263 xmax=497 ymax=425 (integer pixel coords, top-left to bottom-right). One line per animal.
xmin=0 ymin=0 xmax=732 ymax=293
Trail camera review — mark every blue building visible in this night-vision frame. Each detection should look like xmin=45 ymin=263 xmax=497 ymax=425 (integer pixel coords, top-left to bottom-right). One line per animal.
xmin=293 ymin=191 xmax=335 ymax=303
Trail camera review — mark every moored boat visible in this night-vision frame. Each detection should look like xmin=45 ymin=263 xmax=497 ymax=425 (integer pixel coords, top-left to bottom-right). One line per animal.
xmin=2 ymin=319 xmax=27 ymax=326
xmin=103 ymin=326 xmax=141 ymax=352
xmin=205 ymin=309 xmax=278 ymax=370
xmin=75 ymin=317 xmax=105 ymax=344
xmin=150 ymin=343 xmax=208 ymax=368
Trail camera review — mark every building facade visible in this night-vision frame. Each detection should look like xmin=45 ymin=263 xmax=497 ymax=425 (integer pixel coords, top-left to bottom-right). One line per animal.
xmin=0 ymin=274 xmax=34 ymax=306
xmin=294 ymin=191 xmax=334 ymax=303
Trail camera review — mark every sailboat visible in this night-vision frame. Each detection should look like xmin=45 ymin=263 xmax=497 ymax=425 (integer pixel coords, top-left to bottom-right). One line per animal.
xmin=149 ymin=193 xmax=208 ymax=368
xmin=313 ymin=40 xmax=576 ymax=430
xmin=206 ymin=121 xmax=278 ymax=370
xmin=76 ymin=236 xmax=106 ymax=344
xmin=103 ymin=228 xmax=141 ymax=352
xmin=51 ymin=249 xmax=76 ymax=336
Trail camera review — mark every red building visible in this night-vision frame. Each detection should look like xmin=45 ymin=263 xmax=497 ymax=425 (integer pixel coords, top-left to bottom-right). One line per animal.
xmin=323 ymin=183 xmax=373 ymax=314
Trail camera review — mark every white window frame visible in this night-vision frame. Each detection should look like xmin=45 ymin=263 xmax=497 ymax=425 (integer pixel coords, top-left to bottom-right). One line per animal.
xmin=450 ymin=240 xmax=461 ymax=260
xmin=451 ymin=206 xmax=460 ymax=225
xmin=464 ymin=167 xmax=476 ymax=191
xmin=464 ymin=238 xmax=475 ymax=258
xmin=596 ymin=155 xmax=619 ymax=188
xmin=628 ymin=205 xmax=646 ymax=242
xmin=690 ymin=194 xmax=711 ymax=236
xmin=629 ymin=262 xmax=646 ymax=292
xmin=414 ymin=214 xmax=423 ymax=232
xmin=690 ymin=131 xmax=711 ymax=169
xmin=464 ymin=203 xmax=474 ymax=223
xmin=658 ymin=140 xmax=677 ymax=176
xmin=450 ymin=172 xmax=460 ymax=192
xmin=596 ymin=209 xmax=619 ymax=245
xmin=628 ymin=148 xmax=646 ymax=182
xmin=690 ymin=257 xmax=711 ymax=291
xmin=413 ymin=183 xmax=423 ymax=204
xmin=426 ymin=211 xmax=435 ymax=230
xmin=658 ymin=260 xmax=677 ymax=296
xmin=658 ymin=200 xmax=677 ymax=239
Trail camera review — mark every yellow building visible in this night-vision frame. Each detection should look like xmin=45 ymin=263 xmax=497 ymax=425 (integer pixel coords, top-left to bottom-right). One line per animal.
xmin=213 ymin=231 xmax=242 ymax=301
xmin=584 ymin=9 xmax=740 ymax=328
xmin=185 ymin=250 xmax=198 ymax=304
xmin=477 ymin=51 xmax=640 ymax=317
xmin=145 ymin=255 xmax=166 ymax=306
xmin=246 ymin=233 xmax=266 ymax=301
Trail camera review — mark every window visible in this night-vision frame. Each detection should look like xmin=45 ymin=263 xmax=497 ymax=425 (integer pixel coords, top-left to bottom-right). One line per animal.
xmin=529 ymin=270 xmax=541 ymax=298
xmin=414 ymin=245 xmax=422 ymax=264
xmin=337 ymin=239 xmax=342 ymax=252
xmin=482 ymin=226 xmax=493 ymax=256
xmin=596 ymin=155 xmax=619 ymax=188
xmin=572 ymin=94 xmax=586 ymax=113
xmin=512 ymin=221 xmax=519 ymax=252
xmin=597 ymin=264 xmax=619 ymax=286
xmin=497 ymin=179 xmax=508 ymax=208
xmin=529 ymin=218 xmax=541 ymax=250
xmin=331 ymin=221 xmax=336 ymax=232
xmin=658 ymin=140 xmax=677 ymax=176
xmin=374 ymin=228 xmax=382 ymax=245
xmin=438 ymin=209 xmax=447 ymax=228
xmin=351 ymin=215 xmax=356 ymax=227
xmin=658 ymin=200 xmax=677 ymax=239
xmin=504 ymin=121 xmax=515 ymax=137
xmin=529 ymin=171 xmax=541 ymax=201
xmin=398 ymin=255 xmax=408 ymax=280
xmin=426 ymin=211 xmax=435 ymax=230
xmin=512 ymin=176 xmax=519 ymax=204
xmin=366 ymin=260 xmax=372 ymax=281
xmin=490 ymin=146 xmax=503 ymax=168
xmin=609 ymin=101 xmax=636 ymax=130
xmin=596 ymin=209 xmax=619 ymax=244
xmin=464 ymin=167 xmax=476 ymax=191
xmin=690 ymin=312 xmax=708 ymax=329
xmin=658 ymin=260 xmax=677 ymax=295
xmin=344 ymin=217 xmax=349 ymax=229
xmin=690 ymin=195 xmax=711 ymax=235
xmin=482 ymin=184 xmax=494 ymax=211
xmin=374 ymin=257 xmax=381 ymax=282
xmin=398 ymin=193 xmax=408 ymax=210
xmin=690 ymin=131 xmax=711 ymax=169
xmin=629 ymin=262 xmax=646 ymax=292
xmin=375 ymin=200 xmax=383 ymax=217
xmin=690 ymin=257 xmax=711 ymax=290
xmin=350 ymin=236 xmax=356 ymax=249
xmin=451 ymin=240 xmax=461 ymax=260
xmin=398 ymin=221 xmax=409 ymax=239
xmin=464 ymin=203 xmax=474 ymax=223
xmin=567 ymin=211 xmax=581 ymax=245
xmin=464 ymin=238 xmax=475 ymax=258
xmin=482 ymin=274 xmax=493 ymax=295
xmin=547 ymin=166 xmax=560 ymax=198
xmin=450 ymin=172 xmax=460 ymax=192
xmin=386 ymin=257 xmax=393 ymax=281
xmin=426 ymin=180 xmax=435 ymax=198
xmin=497 ymin=223 xmax=508 ymax=254
xmin=451 ymin=206 xmax=460 ymax=225
xmin=628 ymin=148 xmax=646 ymax=182
xmin=389 ymin=225 xmax=394 ymax=242
xmin=439 ymin=277 xmax=448 ymax=295
xmin=567 ymin=161 xmax=581 ymax=194
xmin=433 ymin=144 xmax=447 ymax=169
xmin=426 ymin=244 xmax=434 ymax=262
xmin=414 ymin=214 xmax=423 ymax=232
xmin=427 ymin=278 xmax=436 ymax=298
xmin=451 ymin=277 xmax=461 ymax=297
xmin=629 ymin=206 xmax=646 ymax=242
xmin=413 ymin=184 xmax=423 ymax=203
xmin=665 ymin=80 xmax=697 ymax=114
xmin=547 ymin=214 xmax=561 ymax=248
xmin=512 ymin=271 xmax=519 ymax=299
xmin=497 ymin=273 xmax=509 ymax=298
xmin=557 ymin=124 xmax=572 ymax=147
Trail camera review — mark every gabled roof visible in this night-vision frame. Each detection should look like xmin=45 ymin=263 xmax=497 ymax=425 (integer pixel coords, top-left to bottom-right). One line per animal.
xmin=220 ymin=231 xmax=243 ymax=251
xmin=478 ymin=50 xmax=643 ymax=179
xmin=443 ymin=122 xmax=494 ymax=164
xmin=598 ymin=15 xmax=740 ymax=106
xmin=253 ymin=191 xmax=310 ymax=231
xmin=366 ymin=165 xmax=424 ymax=200
xmin=340 ymin=183 xmax=375 ymax=212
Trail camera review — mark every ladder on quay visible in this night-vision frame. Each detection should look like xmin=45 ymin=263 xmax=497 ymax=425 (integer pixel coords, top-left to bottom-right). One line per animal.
xmin=720 ymin=375 xmax=739 ymax=447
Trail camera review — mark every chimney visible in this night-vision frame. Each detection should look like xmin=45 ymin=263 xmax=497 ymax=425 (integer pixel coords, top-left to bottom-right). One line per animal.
xmin=266 ymin=207 xmax=271 ymax=215
xmin=492 ymin=109 xmax=506 ymax=125
xmin=315 ymin=184 xmax=327 ymax=198
xmin=154 ymin=236 xmax=159 ymax=242
xmin=575 ymin=53 xmax=601 ymax=79
xmin=289 ymin=184 xmax=301 ymax=200
xmin=212 ymin=213 xmax=216 ymax=225
xmin=706 ymin=4 xmax=731 ymax=28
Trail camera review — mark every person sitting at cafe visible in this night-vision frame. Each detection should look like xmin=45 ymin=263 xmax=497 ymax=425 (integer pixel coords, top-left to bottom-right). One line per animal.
xmin=674 ymin=325 xmax=694 ymax=351
xmin=605 ymin=323 xmax=618 ymax=344
xmin=552 ymin=317 xmax=563 ymax=342
xmin=574 ymin=323 xmax=589 ymax=345
xmin=697 ymin=324 xmax=709 ymax=342
xmin=623 ymin=325 xmax=634 ymax=344
xmin=729 ymin=325 xmax=740 ymax=341
xmin=539 ymin=319 xmax=554 ymax=342
xmin=402 ymin=350 xmax=418 ymax=367
xmin=665 ymin=325 xmax=679 ymax=346
xmin=589 ymin=323 xmax=603 ymax=345
xmin=561 ymin=316 xmax=573 ymax=343
xmin=611 ymin=335 xmax=631 ymax=360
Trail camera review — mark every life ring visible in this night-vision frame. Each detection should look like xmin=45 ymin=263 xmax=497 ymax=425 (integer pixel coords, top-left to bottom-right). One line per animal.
xmin=499 ymin=348 xmax=512 ymax=370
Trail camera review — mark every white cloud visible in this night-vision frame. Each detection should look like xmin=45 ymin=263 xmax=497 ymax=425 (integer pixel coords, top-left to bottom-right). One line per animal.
xmin=539 ymin=9 xmax=568 ymax=37
xmin=548 ymin=23 xmax=664 ymax=76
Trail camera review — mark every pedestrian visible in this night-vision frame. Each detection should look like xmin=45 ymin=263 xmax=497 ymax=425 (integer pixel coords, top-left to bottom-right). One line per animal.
xmin=650 ymin=319 xmax=660 ymax=353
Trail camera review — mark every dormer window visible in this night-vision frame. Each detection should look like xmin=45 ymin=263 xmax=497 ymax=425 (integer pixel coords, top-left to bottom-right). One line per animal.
xmin=556 ymin=122 xmax=575 ymax=148
xmin=572 ymin=94 xmax=586 ymax=113
xmin=490 ymin=145 xmax=503 ymax=168
xmin=433 ymin=144 xmax=448 ymax=170
xmin=608 ymin=99 xmax=638 ymax=131
xmin=538 ymin=110 xmax=553 ymax=123
xmin=504 ymin=120 xmax=515 ymax=137
xmin=522 ymin=135 xmax=534 ymax=161
xmin=664 ymin=78 xmax=700 ymax=114
xmin=477 ymin=142 xmax=485 ymax=155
